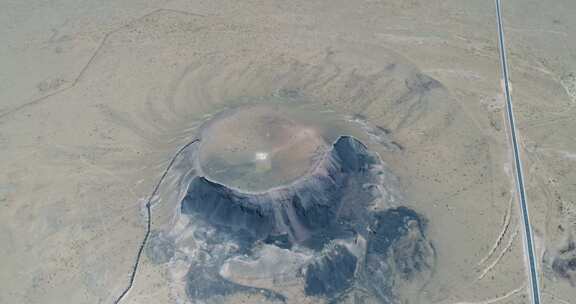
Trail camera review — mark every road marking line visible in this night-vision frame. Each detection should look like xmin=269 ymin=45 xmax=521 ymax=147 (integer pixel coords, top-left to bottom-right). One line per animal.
xmin=494 ymin=1 xmax=541 ymax=303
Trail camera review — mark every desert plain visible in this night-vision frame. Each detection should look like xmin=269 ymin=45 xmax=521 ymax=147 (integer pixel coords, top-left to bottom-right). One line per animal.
xmin=1 ymin=1 xmax=574 ymax=304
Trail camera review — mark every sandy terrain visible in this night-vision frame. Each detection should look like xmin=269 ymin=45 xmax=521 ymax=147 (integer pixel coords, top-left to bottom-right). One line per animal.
xmin=1 ymin=0 xmax=562 ymax=303
xmin=502 ymin=1 xmax=576 ymax=303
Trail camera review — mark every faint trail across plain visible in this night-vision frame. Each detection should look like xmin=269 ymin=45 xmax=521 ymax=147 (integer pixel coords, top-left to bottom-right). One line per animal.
xmin=113 ymin=138 xmax=200 ymax=304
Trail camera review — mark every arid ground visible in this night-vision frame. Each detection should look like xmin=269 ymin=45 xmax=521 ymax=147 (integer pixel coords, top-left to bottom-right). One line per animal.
xmin=1 ymin=1 xmax=573 ymax=304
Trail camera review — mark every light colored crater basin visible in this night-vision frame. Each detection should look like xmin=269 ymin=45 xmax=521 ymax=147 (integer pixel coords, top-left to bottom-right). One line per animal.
xmin=198 ymin=103 xmax=351 ymax=191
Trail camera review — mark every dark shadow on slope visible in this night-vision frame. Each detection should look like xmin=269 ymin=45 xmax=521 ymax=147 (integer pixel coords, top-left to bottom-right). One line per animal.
xmin=178 ymin=136 xmax=434 ymax=303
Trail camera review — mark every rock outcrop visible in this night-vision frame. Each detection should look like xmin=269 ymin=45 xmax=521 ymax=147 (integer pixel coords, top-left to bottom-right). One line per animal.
xmin=182 ymin=136 xmax=382 ymax=249
xmin=304 ymin=244 xmax=358 ymax=297
xmin=171 ymin=136 xmax=434 ymax=303
xmin=551 ymin=236 xmax=576 ymax=286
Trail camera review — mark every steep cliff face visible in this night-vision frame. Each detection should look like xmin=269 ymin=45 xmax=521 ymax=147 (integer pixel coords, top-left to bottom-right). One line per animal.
xmin=181 ymin=136 xmax=380 ymax=249
xmin=172 ymin=136 xmax=434 ymax=303
xmin=304 ymin=244 xmax=358 ymax=297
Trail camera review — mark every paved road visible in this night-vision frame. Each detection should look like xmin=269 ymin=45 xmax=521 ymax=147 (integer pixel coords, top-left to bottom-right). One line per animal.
xmin=494 ymin=1 xmax=541 ymax=303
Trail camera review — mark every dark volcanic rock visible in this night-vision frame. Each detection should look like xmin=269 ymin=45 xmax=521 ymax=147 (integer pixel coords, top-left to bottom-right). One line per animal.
xmin=362 ymin=207 xmax=433 ymax=301
xmin=368 ymin=207 xmax=424 ymax=253
xmin=186 ymin=265 xmax=239 ymax=299
xmin=551 ymin=237 xmax=576 ymax=286
xmin=175 ymin=136 xmax=434 ymax=303
xmin=184 ymin=229 xmax=287 ymax=303
xmin=182 ymin=136 xmax=378 ymax=249
xmin=263 ymin=234 xmax=292 ymax=249
xmin=304 ymin=244 xmax=358 ymax=297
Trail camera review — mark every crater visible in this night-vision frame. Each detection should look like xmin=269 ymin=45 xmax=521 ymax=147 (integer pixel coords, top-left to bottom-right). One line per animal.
xmin=185 ymin=135 xmax=387 ymax=250
xmin=198 ymin=104 xmax=335 ymax=192
xmin=154 ymin=105 xmax=435 ymax=303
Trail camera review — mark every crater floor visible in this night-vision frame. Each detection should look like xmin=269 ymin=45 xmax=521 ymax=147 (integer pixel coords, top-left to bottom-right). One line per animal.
xmin=198 ymin=104 xmax=330 ymax=192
